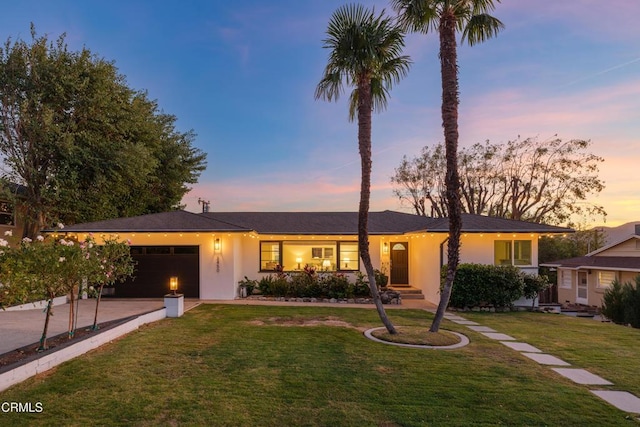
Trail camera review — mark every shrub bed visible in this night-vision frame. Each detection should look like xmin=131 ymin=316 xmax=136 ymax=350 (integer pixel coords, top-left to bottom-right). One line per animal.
xmin=240 ymin=267 xmax=382 ymax=299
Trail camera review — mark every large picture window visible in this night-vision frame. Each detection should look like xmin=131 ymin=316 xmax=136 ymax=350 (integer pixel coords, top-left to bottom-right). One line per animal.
xmin=260 ymin=241 xmax=359 ymax=272
xmin=494 ymin=240 xmax=532 ymax=266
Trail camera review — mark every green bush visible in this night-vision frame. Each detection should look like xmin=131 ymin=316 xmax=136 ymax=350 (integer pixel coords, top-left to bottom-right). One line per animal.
xmin=444 ymin=263 xmax=525 ymax=309
xmin=257 ymin=276 xmax=274 ymax=296
xmin=353 ymin=272 xmax=374 ymax=297
xmin=320 ymin=272 xmax=352 ymax=299
xmin=622 ymin=277 xmax=640 ymax=328
xmin=375 ymin=269 xmax=389 ymax=288
xmin=270 ymin=277 xmax=290 ymax=297
xmin=237 ymin=276 xmax=258 ymax=296
xmin=523 ymin=274 xmax=551 ymax=307
xmin=602 ymin=279 xmax=626 ymax=324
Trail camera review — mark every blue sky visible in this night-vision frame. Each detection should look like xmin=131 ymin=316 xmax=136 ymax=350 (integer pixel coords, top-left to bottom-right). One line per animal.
xmin=1 ymin=1 xmax=638 ymax=226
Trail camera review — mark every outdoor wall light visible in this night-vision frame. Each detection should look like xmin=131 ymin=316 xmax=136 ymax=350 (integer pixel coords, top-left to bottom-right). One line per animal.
xmin=169 ymin=276 xmax=179 ymax=295
xmin=383 ymin=242 xmax=389 ymax=254
xmin=214 ymin=238 xmax=221 ymax=253
xmin=296 ymin=257 xmax=302 ymax=269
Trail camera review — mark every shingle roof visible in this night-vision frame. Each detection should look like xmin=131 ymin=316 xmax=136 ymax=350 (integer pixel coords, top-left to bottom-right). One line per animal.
xmin=60 ymin=209 xmax=572 ymax=235
xmin=58 ymin=210 xmax=249 ymax=233
xmin=202 ymin=211 xmax=435 ymax=235
xmin=541 ymin=256 xmax=640 ymax=272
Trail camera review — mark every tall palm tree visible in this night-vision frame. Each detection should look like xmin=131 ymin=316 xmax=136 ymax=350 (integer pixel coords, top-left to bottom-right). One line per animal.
xmin=315 ymin=4 xmax=410 ymax=334
xmin=391 ymin=0 xmax=504 ymax=332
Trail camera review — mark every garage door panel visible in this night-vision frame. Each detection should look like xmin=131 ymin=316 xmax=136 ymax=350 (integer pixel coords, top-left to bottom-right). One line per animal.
xmin=113 ymin=246 xmax=199 ymax=298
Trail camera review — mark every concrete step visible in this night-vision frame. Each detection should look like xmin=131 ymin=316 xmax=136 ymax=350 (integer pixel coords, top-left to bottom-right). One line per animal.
xmin=389 ymin=286 xmax=425 ymax=300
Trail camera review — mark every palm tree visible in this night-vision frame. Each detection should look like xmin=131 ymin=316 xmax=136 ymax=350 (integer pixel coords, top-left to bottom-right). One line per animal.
xmin=315 ymin=4 xmax=410 ymax=334
xmin=391 ymin=0 xmax=504 ymax=332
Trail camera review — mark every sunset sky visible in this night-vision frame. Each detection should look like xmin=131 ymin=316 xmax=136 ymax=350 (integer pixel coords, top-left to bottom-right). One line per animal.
xmin=1 ymin=1 xmax=638 ymax=227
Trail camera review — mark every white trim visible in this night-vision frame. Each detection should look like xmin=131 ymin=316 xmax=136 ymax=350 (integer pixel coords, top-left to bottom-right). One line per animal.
xmin=576 ymin=271 xmax=588 ymax=305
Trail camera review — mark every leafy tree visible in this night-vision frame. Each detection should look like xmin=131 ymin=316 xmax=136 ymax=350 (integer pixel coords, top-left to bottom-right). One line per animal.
xmin=391 ymin=0 xmax=504 ymax=332
xmin=0 ymin=26 xmax=206 ymax=237
xmin=316 ymin=4 xmax=410 ymax=334
xmin=392 ymin=138 xmax=606 ymax=225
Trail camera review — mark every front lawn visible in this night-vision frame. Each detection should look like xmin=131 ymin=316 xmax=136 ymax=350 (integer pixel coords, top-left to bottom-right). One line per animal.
xmin=1 ymin=305 xmax=638 ymax=426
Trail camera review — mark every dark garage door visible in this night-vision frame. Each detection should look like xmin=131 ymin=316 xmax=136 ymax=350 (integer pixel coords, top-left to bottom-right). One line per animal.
xmin=112 ymin=246 xmax=200 ymax=298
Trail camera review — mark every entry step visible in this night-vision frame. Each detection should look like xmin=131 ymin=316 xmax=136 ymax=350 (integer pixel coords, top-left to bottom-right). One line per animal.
xmin=388 ymin=286 xmax=425 ymax=300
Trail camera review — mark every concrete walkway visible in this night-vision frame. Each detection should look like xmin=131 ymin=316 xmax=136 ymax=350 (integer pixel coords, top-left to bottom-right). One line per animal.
xmin=443 ymin=312 xmax=640 ymax=416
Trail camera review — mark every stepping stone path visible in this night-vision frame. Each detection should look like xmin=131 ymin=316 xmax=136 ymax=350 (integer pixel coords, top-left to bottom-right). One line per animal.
xmin=441 ymin=312 xmax=640 ymax=416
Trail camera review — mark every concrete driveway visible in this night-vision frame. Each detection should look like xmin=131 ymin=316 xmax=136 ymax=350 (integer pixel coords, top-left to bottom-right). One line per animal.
xmin=0 ymin=299 xmax=167 ymax=354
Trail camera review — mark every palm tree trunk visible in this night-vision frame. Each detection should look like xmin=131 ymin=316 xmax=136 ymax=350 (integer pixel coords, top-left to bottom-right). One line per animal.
xmin=431 ymin=11 xmax=463 ymax=333
xmin=358 ymin=76 xmax=397 ymax=335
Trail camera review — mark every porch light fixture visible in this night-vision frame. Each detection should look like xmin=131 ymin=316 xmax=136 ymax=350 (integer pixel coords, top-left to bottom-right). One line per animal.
xmin=214 ymin=238 xmax=221 ymax=253
xmin=383 ymin=242 xmax=389 ymax=254
xmin=169 ymin=276 xmax=179 ymax=295
xmin=296 ymin=257 xmax=302 ymax=269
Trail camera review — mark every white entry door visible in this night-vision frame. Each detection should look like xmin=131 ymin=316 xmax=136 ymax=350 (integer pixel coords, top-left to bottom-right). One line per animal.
xmin=576 ymin=271 xmax=588 ymax=305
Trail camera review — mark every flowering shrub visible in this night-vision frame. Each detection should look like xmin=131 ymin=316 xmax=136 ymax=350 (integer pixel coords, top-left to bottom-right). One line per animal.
xmin=0 ymin=228 xmax=134 ymax=349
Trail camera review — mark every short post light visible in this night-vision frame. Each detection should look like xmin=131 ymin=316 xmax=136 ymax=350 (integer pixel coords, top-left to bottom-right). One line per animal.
xmin=296 ymin=257 xmax=302 ymax=270
xmin=169 ymin=276 xmax=179 ymax=295
xmin=165 ymin=276 xmax=184 ymax=317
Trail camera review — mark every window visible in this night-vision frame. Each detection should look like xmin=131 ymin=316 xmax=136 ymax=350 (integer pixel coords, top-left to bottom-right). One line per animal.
xmin=0 ymin=201 xmax=14 ymax=226
xmin=260 ymin=241 xmax=359 ymax=272
xmin=260 ymin=242 xmax=281 ymax=271
xmin=560 ymin=270 xmax=572 ymax=289
xmin=514 ymin=241 xmax=532 ymax=265
xmin=597 ymin=271 xmax=616 ymax=288
xmin=494 ymin=240 xmax=532 ymax=266
xmin=338 ymin=242 xmax=358 ymax=270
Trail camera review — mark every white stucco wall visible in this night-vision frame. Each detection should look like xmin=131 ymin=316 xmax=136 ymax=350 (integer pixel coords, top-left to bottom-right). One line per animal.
xmin=69 ymin=230 xmax=543 ymax=302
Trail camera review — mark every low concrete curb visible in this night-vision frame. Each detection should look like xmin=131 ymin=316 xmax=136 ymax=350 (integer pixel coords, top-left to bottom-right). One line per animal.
xmin=4 ymin=296 xmax=67 ymax=311
xmin=0 ymin=308 xmax=166 ymax=393
xmin=363 ymin=327 xmax=469 ymax=350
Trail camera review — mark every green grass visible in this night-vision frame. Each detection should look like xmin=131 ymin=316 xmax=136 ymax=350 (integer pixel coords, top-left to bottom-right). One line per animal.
xmin=1 ymin=305 xmax=639 ymax=426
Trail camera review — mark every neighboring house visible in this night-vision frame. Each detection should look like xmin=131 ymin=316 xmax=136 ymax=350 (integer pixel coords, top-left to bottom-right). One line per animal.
xmin=59 ymin=210 xmax=571 ymax=303
xmin=542 ymin=225 xmax=640 ymax=307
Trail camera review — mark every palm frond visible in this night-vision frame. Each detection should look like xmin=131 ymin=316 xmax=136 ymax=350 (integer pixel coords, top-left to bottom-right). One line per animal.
xmin=316 ymin=3 xmax=411 ymax=120
xmin=462 ymin=13 xmax=504 ymax=45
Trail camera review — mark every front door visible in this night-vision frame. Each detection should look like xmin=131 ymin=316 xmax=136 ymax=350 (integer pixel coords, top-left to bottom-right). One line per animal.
xmin=576 ymin=271 xmax=588 ymax=305
xmin=390 ymin=242 xmax=409 ymax=285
